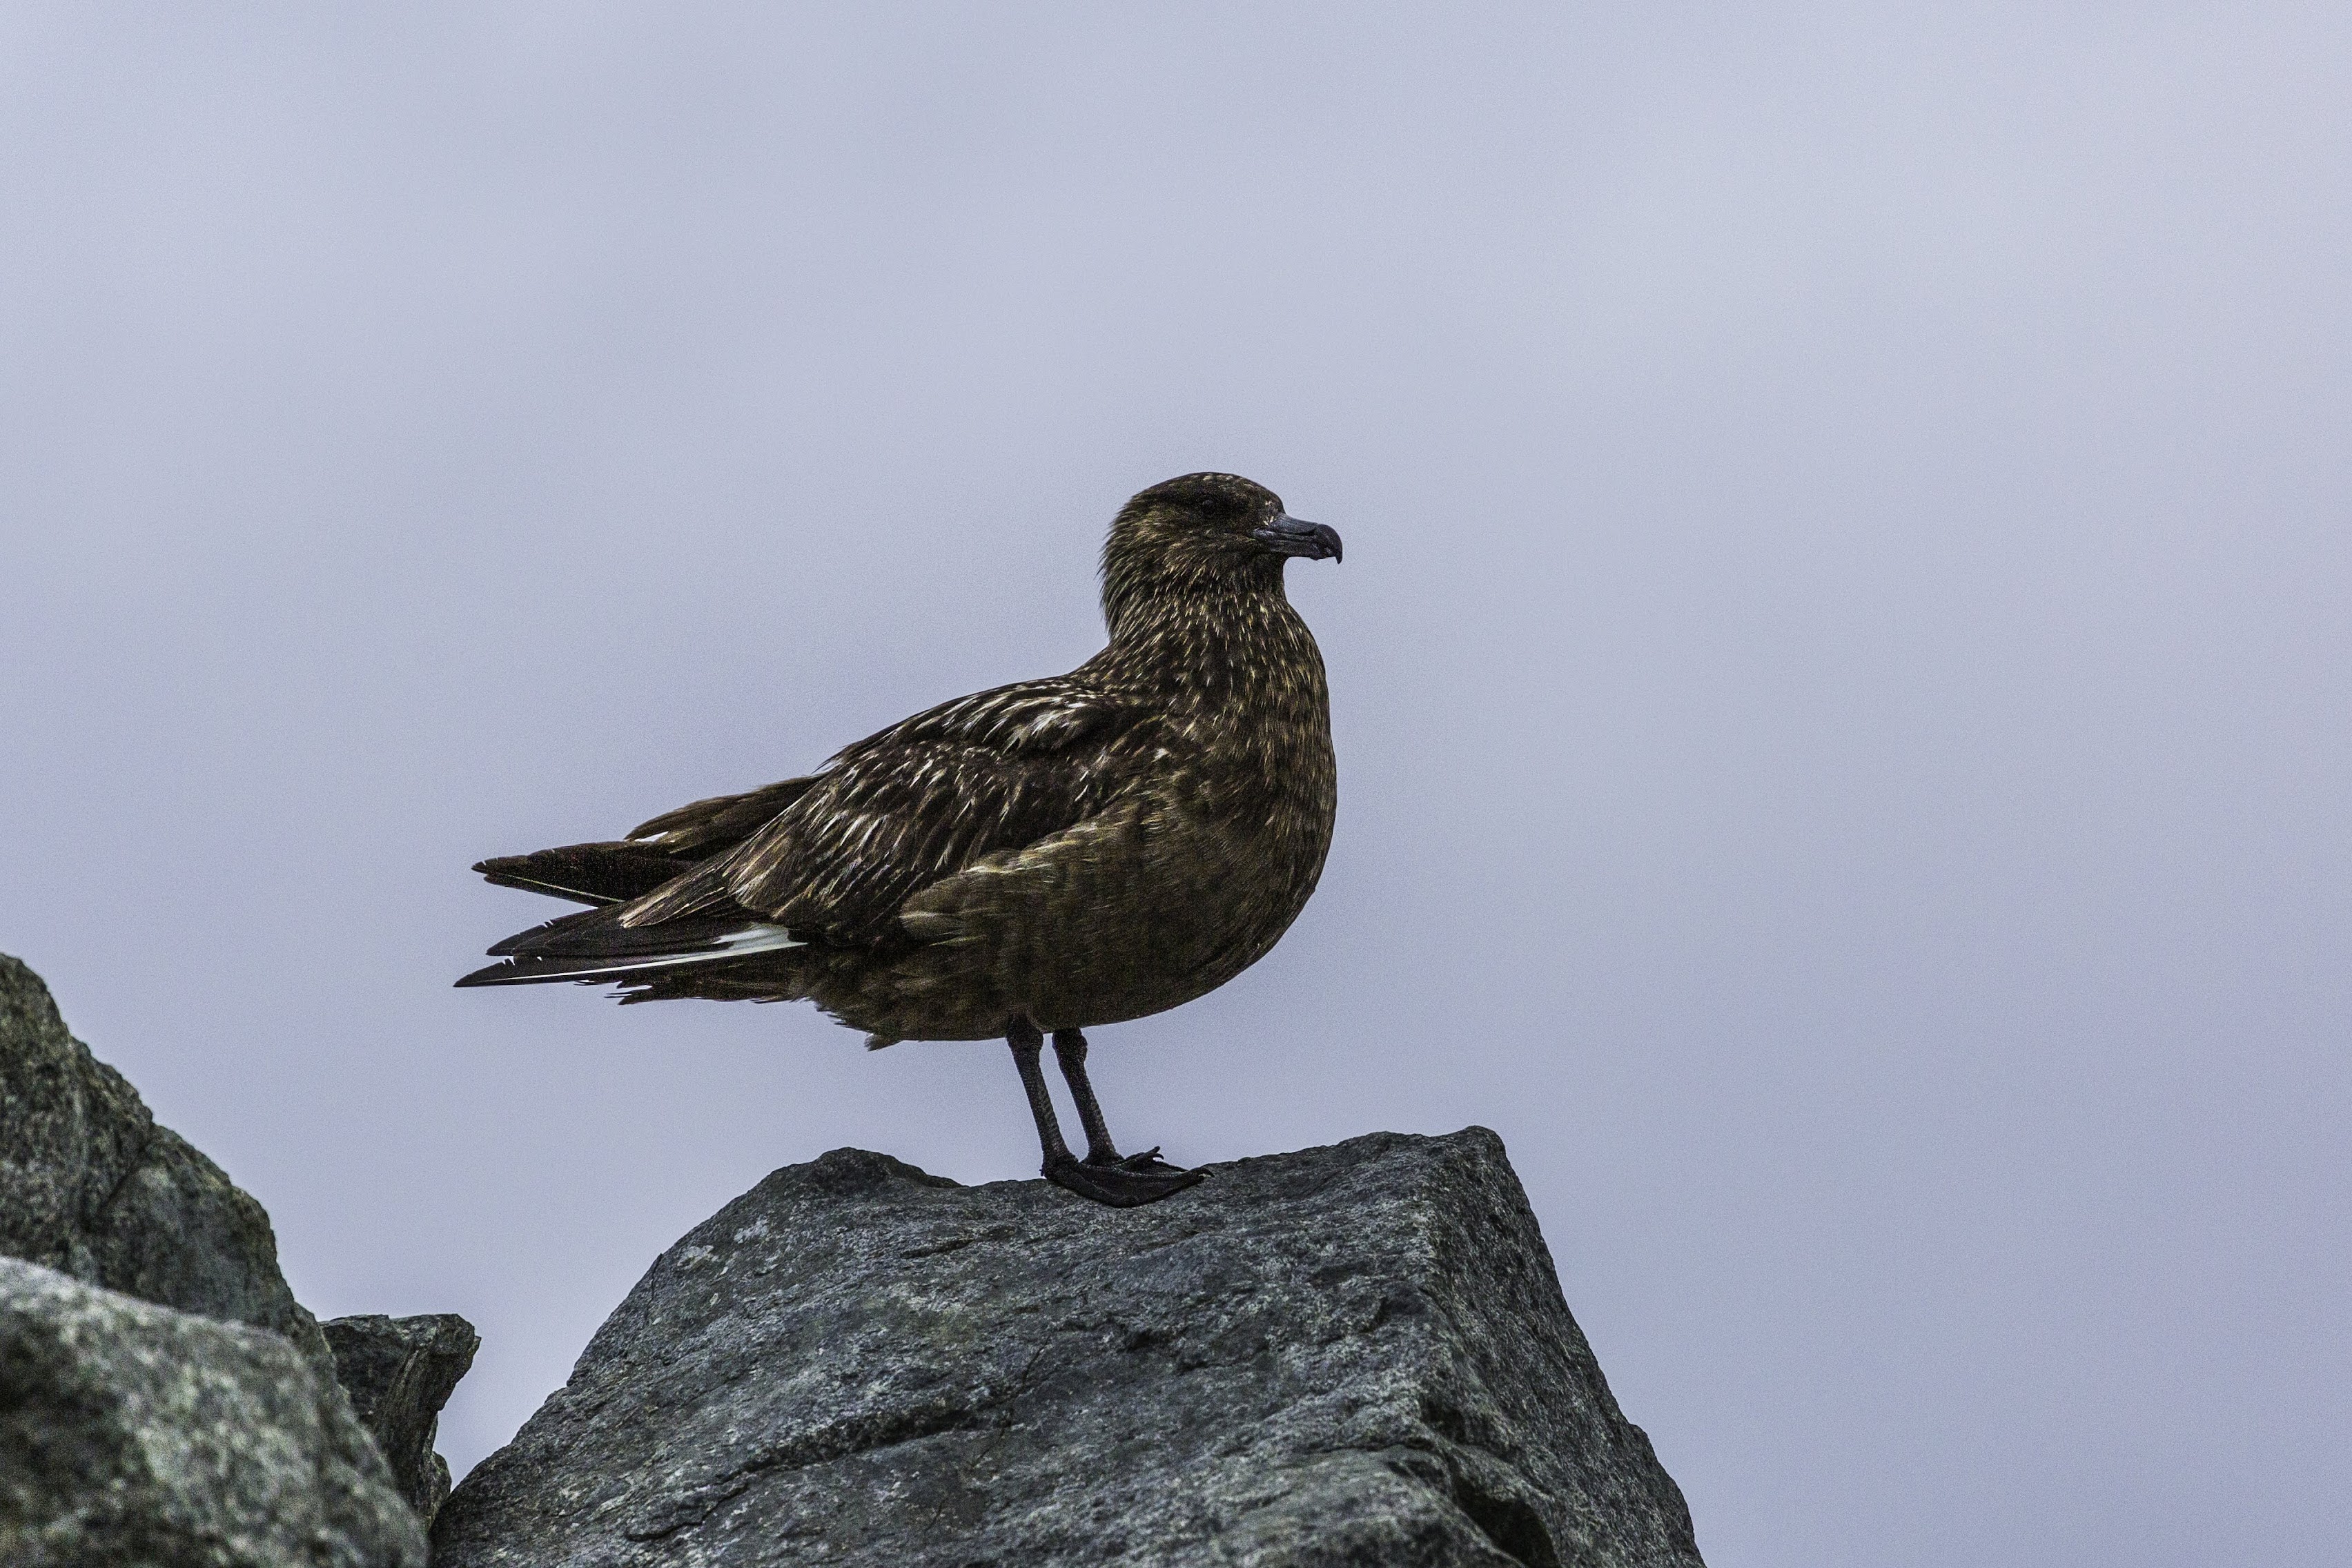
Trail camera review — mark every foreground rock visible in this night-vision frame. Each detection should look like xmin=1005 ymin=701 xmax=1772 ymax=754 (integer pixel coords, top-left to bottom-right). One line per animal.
xmin=324 ymin=1313 xmax=482 ymax=1525
xmin=435 ymin=1128 xmax=1704 ymax=1568
xmin=0 ymin=1257 xmax=427 ymax=1567
xmin=0 ymin=952 xmax=474 ymax=1551
xmin=0 ymin=953 xmax=334 ymax=1377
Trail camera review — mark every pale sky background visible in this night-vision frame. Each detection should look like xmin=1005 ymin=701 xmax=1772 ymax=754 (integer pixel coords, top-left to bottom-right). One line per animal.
xmin=3 ymin=6 xmax=2346 ymax=1565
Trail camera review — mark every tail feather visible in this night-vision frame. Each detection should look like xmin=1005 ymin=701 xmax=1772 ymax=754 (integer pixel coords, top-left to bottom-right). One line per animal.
xmin=455 ymin=920 xmax=803 ymax=989
xmin=473 ymin=843 xmax=691 ymax=907
xmin=464 ymin=802 xmax=816 ymax=993
xmin=487 ymin=904 xmax=792 ymax=960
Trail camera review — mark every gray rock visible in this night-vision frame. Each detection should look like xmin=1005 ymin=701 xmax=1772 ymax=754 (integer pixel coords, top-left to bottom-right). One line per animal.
xmin=0 ymin=1256 xmax=427 ymax=1568
xmin=0 ymin=952 xmax=334 ymax=1378
xmin=1 ymin=952 xmax=482 ymax=1535
xmin=434 ymin=1128 xmax=1705 ymax=1568
xmin=322 ymin=1313 xmax=480 ymax=1526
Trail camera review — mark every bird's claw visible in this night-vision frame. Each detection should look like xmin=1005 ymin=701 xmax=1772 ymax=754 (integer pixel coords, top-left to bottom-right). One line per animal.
xmin=1088 ymin=1145 xmax=1186 ymax=1174
xmin=1046 ymin=1152 xmax=1204 ymax=1208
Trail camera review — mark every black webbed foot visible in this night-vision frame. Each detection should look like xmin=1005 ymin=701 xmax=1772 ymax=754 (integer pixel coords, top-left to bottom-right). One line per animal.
xmin=1044 ymin=1152 xmax=1206 ymax=1208
xmin=1011 ymin=1023 xmax=1204 ymax=1207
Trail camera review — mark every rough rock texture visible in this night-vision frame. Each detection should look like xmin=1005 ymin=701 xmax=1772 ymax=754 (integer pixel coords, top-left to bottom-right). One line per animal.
xmin=0 ymin=953 xmax=334 ymax=1378
xmin=435 ymin=1128 xmax=1704 ymax=1568
xmin=0 ymin=952 xmax=478 ymax=1547
xmin=322 ymin=1313 xmax=480 ymax=1526
xmin=0 ymin=1257 xmax=427 ymax=1567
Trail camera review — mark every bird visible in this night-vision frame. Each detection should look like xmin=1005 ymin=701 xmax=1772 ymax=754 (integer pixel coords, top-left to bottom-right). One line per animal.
xmin=457 ymin=472 xmax=1341 ymax=1208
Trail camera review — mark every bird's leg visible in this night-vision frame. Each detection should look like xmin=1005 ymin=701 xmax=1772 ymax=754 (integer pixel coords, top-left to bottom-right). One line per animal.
xmin=1008 ymin=1021 xmax=1204 ymax=1208
xmin=1051 ymin=1027 xmax=1124 ymax=1164
xmin=1007 ymin=1019 xmax=1075 ymax=1166
xmin=1052 ymin=1028 xmax=1190 ymax=1178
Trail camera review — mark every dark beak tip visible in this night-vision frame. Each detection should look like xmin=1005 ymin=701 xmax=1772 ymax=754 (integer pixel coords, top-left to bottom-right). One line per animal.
xmin=1255 ymin=516 xmax=1344 ymax=562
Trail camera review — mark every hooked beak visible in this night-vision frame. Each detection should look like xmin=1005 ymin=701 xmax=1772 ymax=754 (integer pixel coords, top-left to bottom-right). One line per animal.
xmin=1251 ymin=513 xmax=1344 ymax=562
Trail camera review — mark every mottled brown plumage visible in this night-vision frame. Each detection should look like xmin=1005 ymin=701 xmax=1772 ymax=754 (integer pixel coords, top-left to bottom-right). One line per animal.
xmin=459 ymin=473 xmax=1340 ymax=1205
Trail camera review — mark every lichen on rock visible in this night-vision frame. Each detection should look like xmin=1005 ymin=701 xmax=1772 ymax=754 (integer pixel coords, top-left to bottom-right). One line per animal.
xmin=0 ymin=1257 xmax=427 ymax=1568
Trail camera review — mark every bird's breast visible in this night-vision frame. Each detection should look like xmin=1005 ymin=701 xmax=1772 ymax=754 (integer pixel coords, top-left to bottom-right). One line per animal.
xmin=839 ymin=591 xmax=1337 ymax=1039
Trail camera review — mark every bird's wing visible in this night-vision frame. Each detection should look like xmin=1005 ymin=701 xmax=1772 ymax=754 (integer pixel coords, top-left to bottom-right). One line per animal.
xmin=627 ymin=776 xmax=822 ymax=854
xmin=616 ymin=678 xmax=1141 ymax=942
xmin=464 ymin=776 xmax=822 ymax=908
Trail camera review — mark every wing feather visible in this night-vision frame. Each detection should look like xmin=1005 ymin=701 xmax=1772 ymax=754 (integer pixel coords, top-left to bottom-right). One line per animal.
xmin=628 ymin=776 xmax=819 ymax=852
xmin=618 ymin=678 xmax=1139 ymax=941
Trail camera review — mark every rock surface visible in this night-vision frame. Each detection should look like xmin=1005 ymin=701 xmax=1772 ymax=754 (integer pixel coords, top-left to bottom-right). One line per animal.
xmin=0 ymin=1256 xmax=427 ymax=1567
xmin=0 ymin=952 xmax=477 ymax=1550
xmin=0 ymin=953 xmax=334 ymax=1378
xmin=435 ymin=1128 xmax=1705 ymax=1568
xmin=323 ymin=1313 xmax=481 ymax=1526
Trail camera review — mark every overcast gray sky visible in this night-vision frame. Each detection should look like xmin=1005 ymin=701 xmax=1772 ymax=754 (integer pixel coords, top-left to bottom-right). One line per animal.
xmin=4 ymin=5 xmax=2346 ymax=1564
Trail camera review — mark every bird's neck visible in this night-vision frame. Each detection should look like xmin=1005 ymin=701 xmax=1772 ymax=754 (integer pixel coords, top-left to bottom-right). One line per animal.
xmin=1100 ymin=549 xmax=1282 ymax=639
xmin=1096 ymin=577 xmax=1325 ymax=714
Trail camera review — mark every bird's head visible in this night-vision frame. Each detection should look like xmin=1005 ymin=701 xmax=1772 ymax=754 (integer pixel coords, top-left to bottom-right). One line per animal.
xmin=1101 ymin=473 xmax=1341 ymax=634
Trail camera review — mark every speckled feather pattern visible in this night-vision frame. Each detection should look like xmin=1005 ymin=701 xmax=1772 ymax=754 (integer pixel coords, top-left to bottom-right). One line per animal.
xmin=465 ymin=474 xmax=1337 ymax=1047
